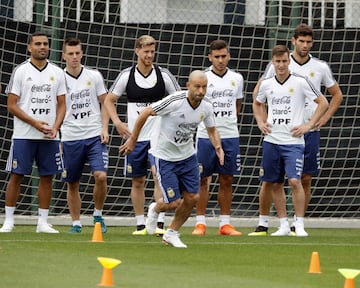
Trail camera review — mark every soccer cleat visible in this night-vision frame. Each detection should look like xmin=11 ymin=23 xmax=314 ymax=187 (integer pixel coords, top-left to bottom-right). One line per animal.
xmin=0 ymin=221 xmax=14 ymax=233
xmin=69 ymin=225 xmax=82 ymax=233
xmin=93 ymin=216 xmax=107 ymax=234
xmin=155 ymin=227 xmax=165 ymax=236
xmin=192 ymin=224 xmax=206 ymax=235
xmin=248 ymin=225 xmax=268 ymax=236
xmin=132 ymin=227 xmax=147 ymax=235
xmin=145 ymin=202 xmax=159 ymax=235
xmin=36 ymin=223 xmax=59 ymax=233
xmin=219 ymin=224 xmax=242 ymax=236
xmin=271 ymin=225 xmax=291 ymax=236
xmin=162 ymin=230 xmax=187 ymax=248
xmin=294 ymin=222 xmax=308 ymax=237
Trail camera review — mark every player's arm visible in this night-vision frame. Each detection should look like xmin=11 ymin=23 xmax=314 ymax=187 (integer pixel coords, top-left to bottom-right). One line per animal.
xmin=292 ymin=94 xmax=329 ymax=137
xmin=316 ymin=83 xmax=343 ymax=128
xmin=206 ymin=126 xmax=224 ymax=166
xmin=7 ymin=93 xmax=54 ymax=136
xmin=99 ymin=93 xmax=110 ymax=144
xmin=48 ymin=93 xmax=66 ymax=139
xmin=252 ymin=82 xmax=271 ymax=135
xmin=236 ymin=99 xmax=242 ymax=123
xmin=119 ymin=106 xmax=155 ymax=155
xmin=104 ymin=92 xmax=131 ymax=139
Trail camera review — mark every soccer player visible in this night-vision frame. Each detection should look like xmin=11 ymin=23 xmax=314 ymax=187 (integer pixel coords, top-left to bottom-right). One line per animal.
xmin=120 ymin=70 xmax=224 ymax=248
xmin=61 ymin=38 xmax=110 ymax=233
xmin=104 ymin=35 xmax=181 ymax=235
xmin=249 ymin=23 xmax=343 ymax=236
xmin=192 ymin=40 xmax=244 ymax=236
xmin=0 ymin=32 xmax=66 ymax=233
xmin=252 ymin=45 xmax=329 ymax=237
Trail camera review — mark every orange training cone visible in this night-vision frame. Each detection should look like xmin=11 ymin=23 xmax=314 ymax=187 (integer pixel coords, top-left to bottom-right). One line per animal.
xmin=91 ymin=222 xmax=104 ymax=242
xmin=344 ymin=278 xmax=355 ymax=288
xmin=338 ymin=269 xmax=360 ymax=288
xmin=97 ymin=257 xmax=122 ymax=287
xmin=308 ymin=251 xmax=321 ymax=273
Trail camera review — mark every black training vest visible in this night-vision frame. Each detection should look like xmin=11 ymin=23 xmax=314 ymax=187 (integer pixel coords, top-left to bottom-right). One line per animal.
xmin=125 ymin=65 xmax=166 ymax=103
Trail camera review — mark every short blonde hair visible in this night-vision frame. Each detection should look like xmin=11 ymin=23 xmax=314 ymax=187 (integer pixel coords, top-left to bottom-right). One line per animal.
xmin=135 ymin=35 xmax=156 ymax=49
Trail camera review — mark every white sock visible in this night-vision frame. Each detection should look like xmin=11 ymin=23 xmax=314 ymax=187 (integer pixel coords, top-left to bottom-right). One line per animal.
xmin=259 ymin=215 xmax=269 ymax=227
xmin=93 ymin=209 xmax=102 ymax=217
xmin=296 ymin=216 xmax=304 ymax=225
xmin=166 ymin=229 xmax=177 ymax=235
xmin=136 ymin=215 xmax=145 ymax=226
xmin=157 ymin=212 xmax=165 ymax=223
xmin=72 ymin=220 xmax=81 ymax=227
xmin=219 ymin=215 xmax=230 ymax=227
xmin=195 ymin=215 xmax=206 ymax=225
xmin=38 ymin=208 xmax=49 ymax=224
xmin=279 ymin=217 xmax=289 ymax=228
xmin=4 ymin=206 xmax=15 ymax=222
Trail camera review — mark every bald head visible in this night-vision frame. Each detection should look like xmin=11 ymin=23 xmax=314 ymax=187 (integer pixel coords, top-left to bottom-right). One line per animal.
xmin=188 ymin=70 xmax=207 ymax=83
xmin=186 ymin=70 xmax=208 ymax=107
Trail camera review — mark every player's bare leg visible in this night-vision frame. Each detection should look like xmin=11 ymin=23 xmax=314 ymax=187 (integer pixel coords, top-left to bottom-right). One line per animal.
xmin=218 ymin=174 xmax=242 ymax=235
xmin=192 ymin=176 xmax=210 ymax=235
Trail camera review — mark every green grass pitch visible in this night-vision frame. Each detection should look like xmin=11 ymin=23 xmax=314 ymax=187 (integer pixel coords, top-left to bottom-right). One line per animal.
xmin=0 ymin=226 xmax=359 ymax=288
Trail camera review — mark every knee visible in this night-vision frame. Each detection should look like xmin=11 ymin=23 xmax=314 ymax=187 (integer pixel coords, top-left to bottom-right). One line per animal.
xmin=94 ymin=171 xmax=107 ymax=183
xmin=184 ymin=193 xmax=199 ymax=206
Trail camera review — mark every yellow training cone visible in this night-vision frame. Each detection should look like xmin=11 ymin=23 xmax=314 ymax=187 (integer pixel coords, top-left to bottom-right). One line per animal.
xmin=97 ymin=257 xmax=122 ymax=287
xmin=338 ymin=269 xmax=360 ymax=288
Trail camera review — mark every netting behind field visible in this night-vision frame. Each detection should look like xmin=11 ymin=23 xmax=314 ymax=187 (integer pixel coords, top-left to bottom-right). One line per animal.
xmin=0 ymin=0 xmax=359 ymax=221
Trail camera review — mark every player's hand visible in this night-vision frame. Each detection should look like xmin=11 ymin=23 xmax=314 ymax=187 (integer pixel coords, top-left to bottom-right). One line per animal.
xmin=215 ymin=146 xmax=225 ymax=166
xmin=291 ymin=124 xmax=312 ymax=137
xmin=258 ymin=122 xmax=272 ymax=135
xmin=37 ymin=122 xmax=56 ymax=139
xmin=115 ymin=121 xmax=131 ymax=140
xmin=101 ymin=129 xmax=109 ymax=144
xmin=119 ymin=137 xmax=136 ymax=155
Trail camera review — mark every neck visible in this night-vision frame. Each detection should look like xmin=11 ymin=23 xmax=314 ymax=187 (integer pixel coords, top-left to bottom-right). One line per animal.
xmin=31 ymin=58 xmax=47 ymax=69
xmin=276 ymin=71 xmax=290 ymax=83
xmin=66 ymin=65 xmax=82 ymax=77
xmin=292 ymin=51 xmax=310 ymax=64
xmin=212 ymin=67 xmax=227 ymax=76
xmin=137 ymin=62 xmax=153 ymax=76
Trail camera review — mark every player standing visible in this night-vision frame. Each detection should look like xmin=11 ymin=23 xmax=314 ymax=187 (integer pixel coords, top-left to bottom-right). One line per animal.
xmin=104 ymin=35 xmax=181 ymax=235
xmin=249 ymin=24 xmax=343 ymax=236
xmin=252 ymin=45 xmax=329 ymax=237
xmin=0 ymin=32 xmax=66 ymax=233
xmin=61 ymin=38 xmax=110 ymax=233
xmin=192 ymin=40 xmax=244 ymax=236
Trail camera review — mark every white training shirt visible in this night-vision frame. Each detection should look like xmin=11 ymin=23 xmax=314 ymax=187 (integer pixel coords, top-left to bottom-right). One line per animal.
xmin=197 ymin=67 xmax=244 ymax=138
xmin=109 ymin=65 xmax=181 ymax=142
xmin=150 ymin=91 xmax=216 ymax=162
xmin=5 ymin=59 xmax=66 ymax=140
xmin=61 ymin=66 xmax=108 ymax=141
xmin=256 ymin=72 xmax=322 ymax=145
xmin=263 ymin=54 xmax=336 ymax=123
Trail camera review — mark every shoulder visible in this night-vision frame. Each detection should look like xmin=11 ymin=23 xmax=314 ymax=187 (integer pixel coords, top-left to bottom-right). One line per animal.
xmin=309 ymin=56 xmax=332 ymax=70
xmin=83 ymin=65 xmax=104 ymax=77
xmin=47 ymin=61 xmax=63 ymax=72
xmin=13 ymin=59 xmax=31 ymax=73
xmin=227 ymin=68 xmax=244 ymax=81
xmin=157 ymin=65 xmax=176 ymax=77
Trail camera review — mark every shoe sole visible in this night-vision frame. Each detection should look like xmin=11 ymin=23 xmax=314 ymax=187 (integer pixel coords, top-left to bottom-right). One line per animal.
xmin=0 ymin=229 xmax=13 ymax=233
xmin=162 ymin=239 xmax=187 ymax=248
xmin=248 ymin=232 xmax=267 ymax=236
xmin=219 ymin=233 xmax=243 ymax=236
